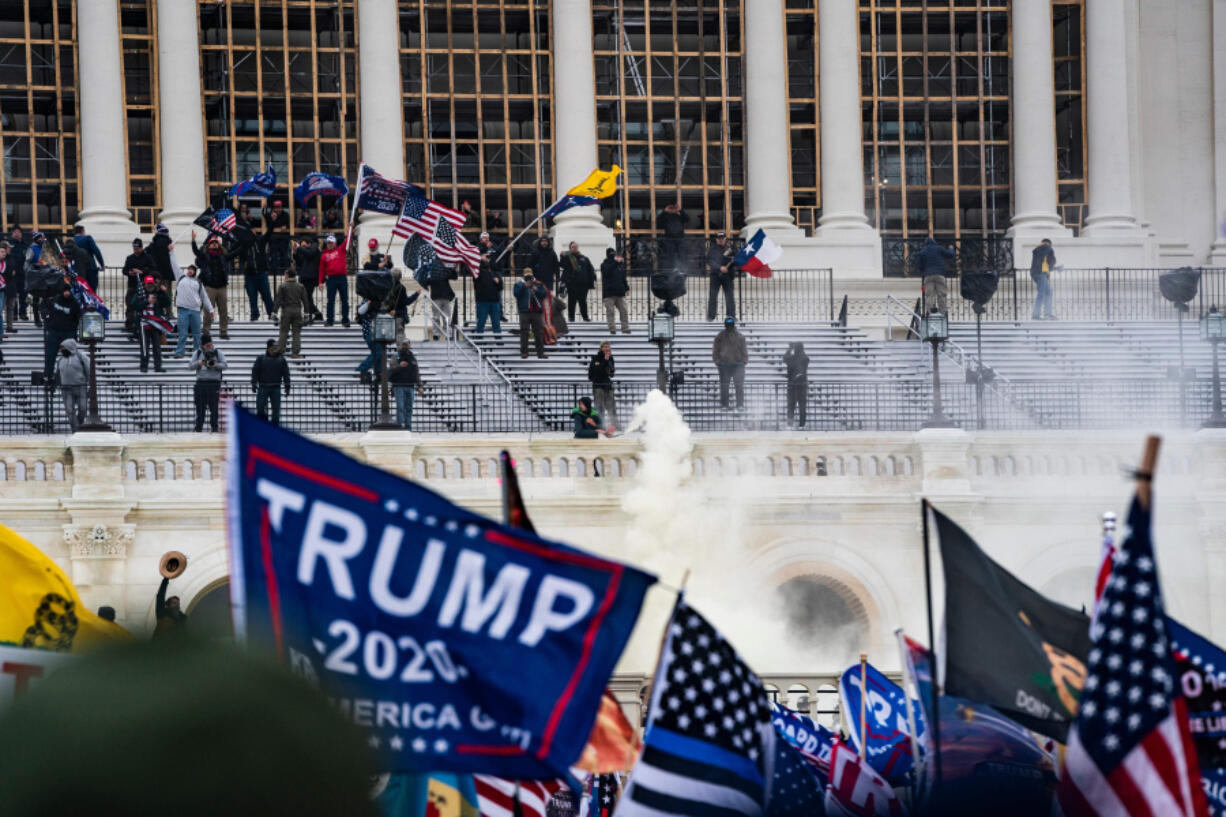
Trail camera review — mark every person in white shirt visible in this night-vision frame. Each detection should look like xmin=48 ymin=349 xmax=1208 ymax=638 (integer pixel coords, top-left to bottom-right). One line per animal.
xmin=174 ymin=264 xmax=214 ymax=358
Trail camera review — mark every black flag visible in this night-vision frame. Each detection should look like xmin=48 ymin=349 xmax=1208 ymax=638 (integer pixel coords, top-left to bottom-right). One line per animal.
xmin=934 ymin=505 xmax=1091 ymax=740
xmin=500 ymin=450 xmax=536 ymax=533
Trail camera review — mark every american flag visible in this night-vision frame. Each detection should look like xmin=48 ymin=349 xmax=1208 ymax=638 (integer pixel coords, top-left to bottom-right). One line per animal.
xmin=140 ymin=306 xmax=174 ymax=335
xmin=1058 ymin=497 xmax=1208 ymax=817
xmin=473 ymin=776 xmax=563 ymax=817
xmin=822 ymin=740 xmax=905 ymax=817
xmin=393 ymin=190 xmax=466 ymax=241
xmin=768 ymin=733 xmax=827 ymax=817
xmin=1092 ymin=512 xmax=1118 ymax=625
xmin=212 ymin=208 xmax=238 ymax=233
xmin=69 ymin=273 xmax=109 ymax=321
xmin=432 ymin=218 xmax=482 ymax=275
xmin=614 ymin=598 xmax=774 ymax=817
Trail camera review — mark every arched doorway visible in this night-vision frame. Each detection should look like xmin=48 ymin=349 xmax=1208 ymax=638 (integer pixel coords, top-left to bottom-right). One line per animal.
xmin=775 ymin=575 xmax=871 ymax=655
xmin=185 ymin=579 xmax=234 ymax=643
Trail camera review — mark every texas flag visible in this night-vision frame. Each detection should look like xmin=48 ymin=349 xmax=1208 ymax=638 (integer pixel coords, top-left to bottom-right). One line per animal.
xmin=733 ymin=228 xmax=782 ymax=278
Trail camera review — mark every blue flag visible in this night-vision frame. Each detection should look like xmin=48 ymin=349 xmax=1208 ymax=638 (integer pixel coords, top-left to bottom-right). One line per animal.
xmin=225 ymin=405 xmax=655 ymax=782
xmin=838 ymin=661 xmax=925 ymax=784
xmin=356 ymin=163 xmax=419 ymax=215
xmin=229 ymin=164 xmax=277 ymax=198
xmin=770 ymin=702 xmax=836 ymax=782
xmin=1169 ymin=618 xmax=1226 ymax=816
xmin=541 ymin=194 xmax=602 ymax=221
xmin=766 ymin=734 xmax=826 ymax=817
xmin=294 ymin=171 xmax=350 ymax=207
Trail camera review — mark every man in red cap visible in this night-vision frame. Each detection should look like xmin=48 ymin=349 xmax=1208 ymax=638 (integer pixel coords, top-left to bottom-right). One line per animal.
xmin=264 ymin=199 xmax=291 ymax=274
xmin=362 ymin=237 xmax=392 ymax=272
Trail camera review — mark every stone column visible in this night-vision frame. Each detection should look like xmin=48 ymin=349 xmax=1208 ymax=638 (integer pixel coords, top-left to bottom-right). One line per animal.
xmin=742 ymin=0 xmax=800 ymax=236
xmin=816 ymin=0 xmax=872 ymax=236
xmin=155 ymin=0 xmax=208 ymax=251
xmin=75 ymin=0 xmax=139 ymax=254
xmin=1082 ymin=0 xmax=1145 ymax=237
xmin=1008 ymin=0 xmax=1069 ymax=238
xmin=1211 ymin=0 xmax=1226 ymax=263
xmin=549 ymin=0 xmax=614 ymax=257
xmin=357 ymin=0 xmax=406 ymax=247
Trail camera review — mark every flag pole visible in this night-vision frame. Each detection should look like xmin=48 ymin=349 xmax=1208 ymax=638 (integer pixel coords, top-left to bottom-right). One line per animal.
xmin=920 ymin=497 xmax=943 ymax=790
xmin=344 ymin=165 xmax=365 ymax=250
xmin=496 ymin=206 xmax=553 ymax=265
xmin=893 ymin=627 xmax=924 ymax=792
xmin=1136 ymin=434 xmax=1161 ymax=511
xmin=500 ymin=450 xmax=512 ymax=526
xmin=858 ymin=652 xmax=868 ymax=761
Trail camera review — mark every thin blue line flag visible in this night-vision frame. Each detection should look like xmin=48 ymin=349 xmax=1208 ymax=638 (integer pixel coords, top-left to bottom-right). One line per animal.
xmin=225 ymin=404 xmax=656 ymax=782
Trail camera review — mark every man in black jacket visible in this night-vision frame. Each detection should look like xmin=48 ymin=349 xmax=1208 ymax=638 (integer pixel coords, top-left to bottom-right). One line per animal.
xmin=389 ymin=342 xmax=423 ymax=430
xmin=561 ymin=241 xmax=596 ymax=322
xmin=251 ymin=339 xmax=291 ymax=425
xmin=293 ymin=237 xmax=324 ymax=323
xmin=42 ymin=284 xmax=80 ymax=382
xmin=1029 ymin=238 xmax=1057 ymax=320
xmin=705 ymin=231 xmax=736 ymax=322
xmin=264 ymin=200 xmax=292 ymax=273
xmin=782 ymin=342 xmax=809 ymax=428
xmin=122 ymin=239 xmax=159 ymax=339
xmin=7 ymin=225 xmax=27 ymax=321
xmin=914 ymin=237 xmax=955 ymax=315
xmin=237 ymin=232 xmax=274 ymax=322
xmin=600 ymin=248 xmax=630 ymax=335
xmin=193 ymin=231 xmax=238 ymax=338
xmin=148 ymin=223 xmax=176 ymax=284
xmin=427 ymin=265 xmax=459 ymax=341
xmin=657 ymin=202 xmax=689 ymax=271
xmin=588 ymin=341 xmax=618 ymax=429
xmin=474 ymin=237 xmax=504 ymax=334
xmin=530 ymin=236 xmax=559 ymax=291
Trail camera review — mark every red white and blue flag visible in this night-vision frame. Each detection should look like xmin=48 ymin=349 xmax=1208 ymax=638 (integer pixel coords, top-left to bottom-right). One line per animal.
xmin=69 ymin=273 xmax=109 ymax=321
xmin=733 ymin=228 xmax=782 ymax=279
xmin=140 ymin=306 xmax=174 ymax=336
xmin=474 ymin=776 xmax=564 ymax=817
xmin=1058 ymin=496 xmax=1208 ymax=817
xmin=393 ymin=189 xmax=466 ymax=241
xmin=822 ymin=739 xmax=906 ymax=817
xmin=355 ymin=163 xmax=416 ymax=216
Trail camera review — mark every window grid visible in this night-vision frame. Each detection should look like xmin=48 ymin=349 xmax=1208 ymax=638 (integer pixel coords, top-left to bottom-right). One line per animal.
xmin=398 ymin=0 xmax=554 ymax=236
xmin=785 ymin=6 xmax=821 ymax=233
xmin=119 ymin=0 xmax=161 ymax=230
xmin=593 ymin=0 xmax=746 ymax=239
xmin=199 ymin=0 xmax=359 ymax=230
xmin=1053 ymin=0 xmax=1087 ymax=234
xmin=859 ymin=1 xmax=1012 ymax=240
xmin=0 ymin=0 xmax=79 ymax=234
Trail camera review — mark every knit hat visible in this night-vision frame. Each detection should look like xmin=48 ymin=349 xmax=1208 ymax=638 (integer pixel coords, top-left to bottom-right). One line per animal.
xmin=201 ymin=332 xmax=212 ymax=344
xmin=324 ymin=234 xmax=336 ymax=244
xmin=132 ymin=238 xmax=143 ymax=247
xmin=724 ymin=317 xmax=735 ymax=327
xmin=155 ymin=222 xmax=169 ymax=234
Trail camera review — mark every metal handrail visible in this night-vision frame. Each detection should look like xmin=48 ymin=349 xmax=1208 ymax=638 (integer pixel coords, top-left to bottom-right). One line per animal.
xmin=419 ymin=293 xmax=511 ymax=387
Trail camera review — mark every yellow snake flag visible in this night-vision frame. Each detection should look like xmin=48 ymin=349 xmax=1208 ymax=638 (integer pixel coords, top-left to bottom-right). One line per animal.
xmin=566 ymin=165 xmax=621 ymax=199
xmin=0 ymin=523 xmax=132 ymax=651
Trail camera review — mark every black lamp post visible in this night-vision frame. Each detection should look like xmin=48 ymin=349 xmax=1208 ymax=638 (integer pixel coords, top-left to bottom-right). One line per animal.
xmin=648 ymin=312 xmax=675 ymax=393
xmin=1201 ymin=307 xmax=1226 ymax=428
xmin=961 ymin=271 xmax=999 ymax=430
xmin=921 ymin=310 xmax=957 ymax=428
xmin=371 ymin=313 xmax=400 ymax=429
xmin=77 ymin=311 xmax=112 ymax=432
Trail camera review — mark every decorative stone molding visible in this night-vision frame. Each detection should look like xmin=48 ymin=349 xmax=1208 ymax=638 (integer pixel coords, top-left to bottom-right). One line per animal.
xmin=62 ymin=523 xmax=134 ymax=559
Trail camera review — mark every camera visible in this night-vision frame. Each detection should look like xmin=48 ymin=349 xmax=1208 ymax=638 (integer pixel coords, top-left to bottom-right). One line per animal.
xmin=203 ymin=349 xmax=218 ymax=367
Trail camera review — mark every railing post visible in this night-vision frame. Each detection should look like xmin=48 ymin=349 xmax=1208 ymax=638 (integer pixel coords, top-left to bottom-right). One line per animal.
xmin=1104 ymin=267 xmax=1111 ymax=322
xmin=1012 ymin=268 xmax=1019 ymax=322
xmin=472 ymin=383 xmax=478 ymax=432
xmin=158 ymin=384 xmax=164 ymax=433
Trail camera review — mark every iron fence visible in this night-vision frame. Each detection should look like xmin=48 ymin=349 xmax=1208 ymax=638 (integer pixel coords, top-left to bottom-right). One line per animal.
xmin=1 ymin=377 xmax=1216 ymax=436
xmin=936 ymin=267 xmax=1226 ymax=322
xmin=882 ymin=236 xmax=1014 ymax=278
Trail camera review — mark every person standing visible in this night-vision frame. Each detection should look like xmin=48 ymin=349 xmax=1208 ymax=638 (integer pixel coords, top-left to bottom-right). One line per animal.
xmin=530 ymin=236 xmax=560 ymax=291
xmin=353 ymin=299 xmax=386 ymax=382
xmin=293 ymin=236 xmax=324 ymax=323
xmin=42 ymin=284 xmax=81 ymax=382
xmin=657 ymin=202 xmax=689 ymax=271
xmin=561 ymin=241 xmax=596 ymax=322
xmin=1030 ymin=238 xmax=1057 ymax=320
xmin=237 ymin=231 xmax=274 ymax=322
xmin=173 ymin=264 xmax=213 ymax=359
xmin=148 ymin=223 xmax=176 ymax=285
xmin=263 ymin=199 xmax=292 ymax=274
xmin=381 ymin=269 xmax=413 ymax=343
xmin=914 ymin=237 xmax=955 ymax=315
xmin=319 ymin=233 xmax=350 ymax=327
xmin=190 ymin=333 xmax=227 ymax=433
xmin=513 ymin=269 xmax=548 ymax=359
xmin=24 ymin=231 xmax=50 ymax=328
xmin=136 ymin=275 xmax=171 ymax=373
xmin=782 ymin=342 xmax=809 ymax=429
xmin=72 ymin=224 xmax=105 ymax=293
xmin=0 ymin=242 xmax=10 ymax=339
xmin=251 ymin=339 xmax=291 ymax=425
xmin=122 ymin=239 xmax=158 ymax=339
xmin=193 ymin=232 xmax=236 ymax=339
xmin=274 ymin=270 xmax=308 ymax=358
xmin=474 ymin=244 xmax=504 ymax=335
xmin=427 ymin=264 xmax=458 ymax=341
xmin=7 ymin=226 xmax=27 ymax=322
xmin=712 ymin=316 xmax=748 ymax=410
xmin=362 ymin=237 xmax=393 ymax=271
xmin=389 ymin=341 xmax=423 ymax=430
xmin=53 ymin=338 xmax=89 ymax=432
xmin=587 ymin=341 xmax=618 ymax=430
xmin=705 ymin=231 xmax=736 ymax=322
xmin=600 ymin=248 xmax=630 ymax=335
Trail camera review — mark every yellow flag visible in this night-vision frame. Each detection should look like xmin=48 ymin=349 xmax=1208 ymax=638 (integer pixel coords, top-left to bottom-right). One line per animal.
xmin=0 ymin=523 xmax=133 ymax=651
xmin=426 ymin=775 xmax=480 ymax=817
xmin=566 ymin=165 xmax=621 ymax=199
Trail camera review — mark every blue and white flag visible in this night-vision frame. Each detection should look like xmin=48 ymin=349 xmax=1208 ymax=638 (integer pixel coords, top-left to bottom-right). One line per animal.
xmin=294 ymin=171 xmax=350 ymax=207
xmin=229 ymin=164 xmax=277 ymax=198
xmin=839 ymin=662 xmax=924 ymax=784
xmin=770 ymin=702 xmax=836 ymax=780
xmin=226 ymin=405 xmax=655 ymax=782
xmin=1170 ymin=618 xmax=1226 ymax=816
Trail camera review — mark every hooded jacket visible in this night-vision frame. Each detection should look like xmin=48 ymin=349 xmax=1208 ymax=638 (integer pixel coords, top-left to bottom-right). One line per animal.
xmin=251 ymin=349 xmax=291 ymax=389
xmin=54 ymin=339 xmax=90 ymax=387
xmin=149 ymin=232 xmax=175 ymax=283
xmin=712 ymin=326 xmax=749 ymax=366
xmin=474 ymin=264 xmax=503 ymax=302
xmin=1030 ymin=243 xmax=1057 ymax=276
xmin=783 ymin=344 xmax=809 ymax=383
xmin=190 ymin=346 xmax=228 ymax=382
xmin=572 ymin=402 xmax=602 ymax=438
xmin=45 ymin=291 xmax=81 ymax=333
xmin=530 ymin=240 xmax=559 ymax=289
xmin=192 ymin=237 xmax=237 ymax=289
xmin=914 ymin=238 xmax=955 ymax=278
xmin=294 ymin=243 xmax=321 ymax=284
xmin=600 ymin=251 xmax=628 ymax=298
xmin=588 ymin=352 xmax=615 ymax=388
xmin=561 ymin=251 xmax=596 ymax=295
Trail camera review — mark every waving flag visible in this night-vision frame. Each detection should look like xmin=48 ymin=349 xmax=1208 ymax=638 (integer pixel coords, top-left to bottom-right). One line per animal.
xmin=1169 ymin=619 xmax=1226 ymax=816
xmin=1092 ymin=515 xmax=1117 ymax=626
xmin=768 ymin=735 xmax=827 ymax=816
xmin=839 ymin=661 xmax=924 ymax=784
xmin=228 ymin=164 xmax=277 ymax=197
xmin=823 ymin=740 xmax=906 ymax=817
xmin=69 ymin=273 xmax=109 ymax=321
xmin=474 ymin=776 xmax=564 ymax=817
xmin=770 ymin=702 xmax=836 ymax=779
xmin=140 ymin=306 xmax=174 ymax=336
xmin=1059 ymin=497 xmax=1208 ymax=817
xmin=542 ymin=166 xmax=622 ymax=220
xmin=194 ymin=206 xmax=244 ymax=238
xmin=614 ymin=597 xmax=774 ymax=817
xmin=433 ymin=220 xmax=482 ymax=275
xmin=733 ymin=228 xmax=783 ymax=279
xmin=356 ymin=163 xmax=417 ymax=215
xmin=294 ymin=171 xmax=350 ymax=207
xmin=227 ymin=405 xmax=654 ymax=783
xmin=394 ymin=190 xmax=466 ymax=241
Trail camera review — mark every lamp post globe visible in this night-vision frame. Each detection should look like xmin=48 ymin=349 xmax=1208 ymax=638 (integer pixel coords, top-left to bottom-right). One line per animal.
xmin=78 ymin=311 xmax=112 ymax=433
xmin=371 ymin=313 xmax=400 ymax=429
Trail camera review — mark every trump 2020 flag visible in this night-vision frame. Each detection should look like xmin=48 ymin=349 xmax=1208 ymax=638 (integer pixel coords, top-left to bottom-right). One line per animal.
xmin=733 ymin=228 xmax=782 ymax=279
xmin=294 ymin=171 xmax=350 ymax=207
xmin=225 ymin=405 xmax=655 ymax=782
xmin=839 ymin=661 xmax=924 ymax=784
xmin=542 ymin=166 xmax=621 ymax=220
xmin=229 ymin=164 xmax=277 ymax=198
xmin=770 ymin=702 xmax=836 ymax=780
xmin=1169 ymin=619 xmax=1226 ymax=816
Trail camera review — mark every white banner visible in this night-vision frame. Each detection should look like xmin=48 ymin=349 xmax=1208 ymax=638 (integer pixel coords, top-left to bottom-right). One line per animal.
xmin=0 ymin=645 xmax=74 ymax=709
